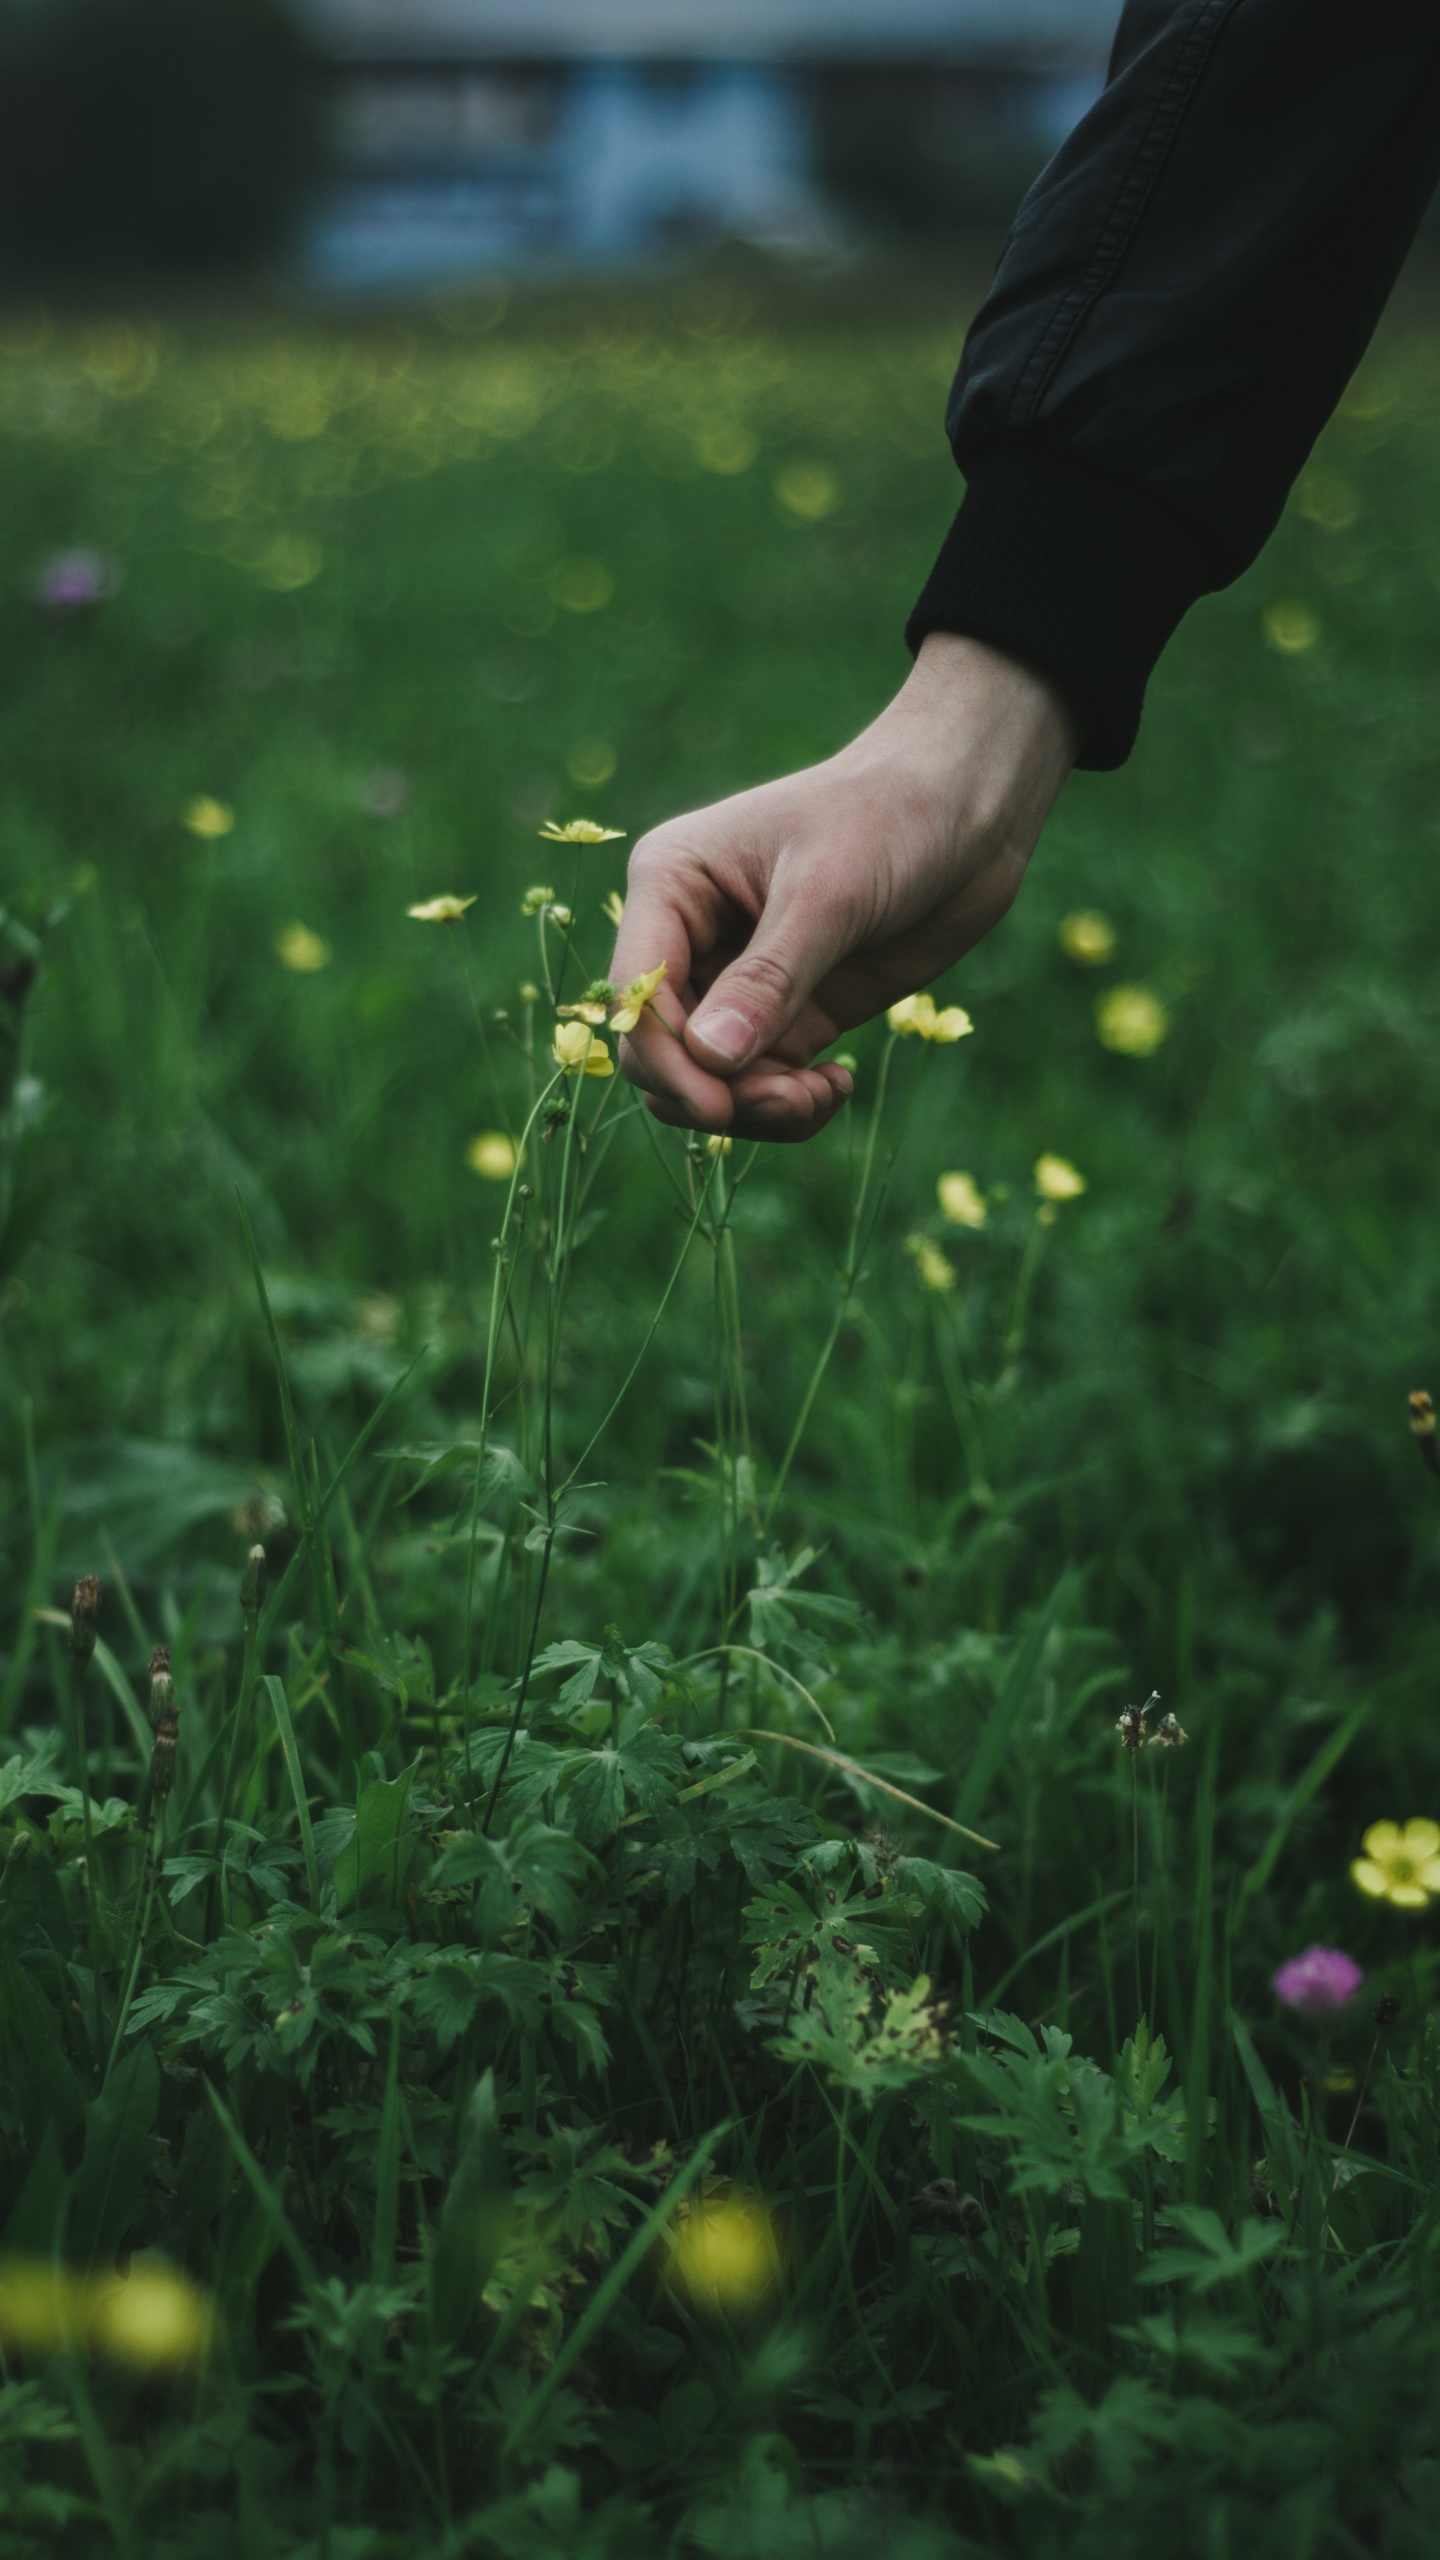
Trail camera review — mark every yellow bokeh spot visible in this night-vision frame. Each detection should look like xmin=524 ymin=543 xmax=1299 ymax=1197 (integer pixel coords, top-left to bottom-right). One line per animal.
xmin=550 ymin=557 xmax=614 ymax=614
xmin=1295 ymin=471 xmax=1358 ymax=533
xmin=1263 ymin=601 xmax=1318 ymax=656
xmin=253 ymin=533 xmax=323 ymax=592
xmin=1096 ymin=985 xmax=1168 ymax=1057
xmin=775 ymin=462 xmax=838 ymax=523
xmin=695 ymin=423 xmax=758 ymax=475
xmin=408 ymin=894 xmax=476 ymax=924
xmin=468 ymin=1131 xmax=518 ymax=1181
xmin=275 ymin=922 xmax=331 ymax=973
xmin=1058 ymin=910 xmax=1116 ymax=966
xmin=183 ymin=795 xmax=234 ymax=839
xmin=668 ymin=2193 xmax=779 ymax=2311
xmin=937 ymin=1171 xmax=987 ymax=1230
xmin=0 ymin=2255 xmax=216 ymax=2371
xmin=906 ymin=1233 xmax=957 ymax=1294
xmin=567 ymin=739 xmax=617 ymax=789
xmin=1034 ymin=1153 xmax=1086 ymax=1204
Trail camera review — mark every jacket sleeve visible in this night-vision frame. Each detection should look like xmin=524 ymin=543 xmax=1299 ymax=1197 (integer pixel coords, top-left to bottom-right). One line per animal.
xmin=905 ymin=0 xmax=1440 ymax=767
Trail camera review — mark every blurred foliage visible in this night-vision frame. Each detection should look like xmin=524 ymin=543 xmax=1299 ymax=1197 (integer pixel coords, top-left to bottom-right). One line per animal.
xmin=0 ymin=271 xmax=1438 ymax=2550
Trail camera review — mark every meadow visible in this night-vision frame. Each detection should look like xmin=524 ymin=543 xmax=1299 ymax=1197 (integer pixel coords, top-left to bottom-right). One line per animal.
xmin=2 ymin=262 xmax=1440 ymax=2556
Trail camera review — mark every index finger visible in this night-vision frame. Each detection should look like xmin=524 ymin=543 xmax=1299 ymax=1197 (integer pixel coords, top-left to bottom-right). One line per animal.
xmin=609 ymin=847 xmax=742 ymax=1131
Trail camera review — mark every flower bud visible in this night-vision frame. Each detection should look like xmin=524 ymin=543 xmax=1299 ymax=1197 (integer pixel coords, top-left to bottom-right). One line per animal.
xmin=240 ymin=1543 xmax=266 ymax=1623
xmin=69 ymin=1575 xmax=101 ymax=1672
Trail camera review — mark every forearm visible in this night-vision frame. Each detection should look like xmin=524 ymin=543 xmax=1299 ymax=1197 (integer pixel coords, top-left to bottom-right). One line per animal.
xmin=910 ymin=0 xmax=1440 ymax=767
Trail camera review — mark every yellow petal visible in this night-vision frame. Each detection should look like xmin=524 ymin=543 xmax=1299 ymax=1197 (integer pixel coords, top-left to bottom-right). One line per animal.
xmin=929 ymin=1005 xmax=974 ymax=1044
xmin=1387 ymin=1883 xmax=1432 ymax=1910
xmin=556 ymin=1001 xmax=608 ymax=1024
xmin=706 ymin=1135 xmax=734 ymax=1156
xmin=1361 ymin=1821 xmax=1404 ymax=1862
xmin=1417 ymin=1857 xmax=1440 ymax=1892
xmin=183 ymin=795 xmax=234 ymax=839
xmin=537 ymin=818 xmax=627 ymax=844
xmin=467 ymin=1132 xmax=517 ymax=1180
xmin=275 ymin=922 xmax=330 ymax=973
xmin=1059 ymin=910 xmax=1115 ymax=966
xmin=937 ymin=1172 xmax=987 ymax=1230
xmin=1350 ymin=1859 xmax=1392 ymax=1898
xmin=1096 ymin=985 xmax=1168 ymax=1057
xmin=887 ymin=995 xmax=923 ymax=1035
xmin=408 ymin=895 xmax=476 ymax=924
xmin=1400 ymin=1818 xmax=1440 ymax=1857
xmin=1034 ymin=1153 xmax=1086 ymax=1202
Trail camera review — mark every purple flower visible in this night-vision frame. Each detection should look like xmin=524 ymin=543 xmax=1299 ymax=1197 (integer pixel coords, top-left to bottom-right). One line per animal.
xmin=32 ymin=549 xmax=119 ymax=610
xmin=1273 ymin=1945 xmax=1363 ymax=2016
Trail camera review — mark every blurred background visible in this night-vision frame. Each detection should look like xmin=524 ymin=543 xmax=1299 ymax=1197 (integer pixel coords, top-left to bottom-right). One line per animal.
xmin=0 ymin=0 xmax=1116 ymax=293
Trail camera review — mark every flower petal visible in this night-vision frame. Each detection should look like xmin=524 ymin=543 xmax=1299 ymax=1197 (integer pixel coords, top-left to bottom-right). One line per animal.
xmin=1361 ymin=1821 xmax=1404 ymax=1862
xmin=1350 ymin=1859 xmax=1391 ymax=1898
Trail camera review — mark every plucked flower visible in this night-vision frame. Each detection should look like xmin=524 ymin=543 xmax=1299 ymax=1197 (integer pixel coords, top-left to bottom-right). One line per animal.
xmin=1096 ymin=985 xmax=1169 ymax=1056
xmin=468 ymin=1132 xmax=518 ymax=1180
xmin=610 ymin=963 xmax=667 ymax=1033
xmin=183 ymin=796 xmax=234 ymax=840
xmin=276 ymin=923 xmax=330 ymax=973
xmin=1034 ymin=1154 xmax=1086 ymax=1203
xmin=1273 ymin=1946 xmax=1363 ymax=2015
xmin=538 ymin=818 xmax=626 ymax=844
xmin=906 ymin=1234 xmax=956 ymax=1294
xmin=407 ymin=895 xmax=476 ymax=924
xmin=1351 ymin=1819 xmax=1440 ymax=1909
xmin=937 ymin=1171 xmax=987 ymax=1230
xmin=887 ymin=992 xmax=973 ymax=1044
xmin=1059 ymin=910 xmax=1116 ymax=965
xmin=552 ymin=1021 xmax=614 ymax=1078
xmin=556 ymin=980 xmax=614 ymax=1026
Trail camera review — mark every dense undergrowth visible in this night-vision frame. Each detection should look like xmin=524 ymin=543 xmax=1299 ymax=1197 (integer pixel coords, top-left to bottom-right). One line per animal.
xmin=2 ymin=271 xmax=1440 ymax=2554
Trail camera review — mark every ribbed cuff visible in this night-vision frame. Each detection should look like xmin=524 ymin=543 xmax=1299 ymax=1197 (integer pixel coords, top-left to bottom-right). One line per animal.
xmin=904 ymin=447 xmax=1213 ymax=770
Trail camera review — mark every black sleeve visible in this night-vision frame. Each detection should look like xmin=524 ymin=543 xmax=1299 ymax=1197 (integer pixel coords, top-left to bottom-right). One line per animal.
xmin=905 ymin=0 xmax=1440 ymax=768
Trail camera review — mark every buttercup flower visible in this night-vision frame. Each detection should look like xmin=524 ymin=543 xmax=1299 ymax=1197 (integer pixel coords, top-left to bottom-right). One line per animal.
xmin=1351 ymin=1819 xmax=1440 ymax=1909
xmin=1034 ymin=1154 xmax=1086 ymax=1203
xmin=521 ymin=885 xmax=556 ymax=915
xmin=1059 ymin=910 xmax=1116 ymax=966
xmin=538 ymin=818 xmax=626 ymax=845
xmin=183 ymin=797 xmax=234 ymax=839
xmin=906 ymin=1234 xmax=956 ymax=1294
xmin=549 ymin=905 xmax=573 ymax=928
xmin=552 ymin=1021 xmax=615 ymax=1078
xmin=275 ymin=922 xmax=330 ymax=973
xmin=0 ymin=2255 xmax=216 ymax=2370
xmin=610 ymin=963 xmax=667 ymax=1034
xmin=468 ymin=1132 xmax=517 ymax=1180
xmin=887 ymin=993 xmax=974 ymax=1044
xmin=408 ymin=895 xmax=475 ymax=924
xmin=1273 ymin=1945 xmax=1363 ymax=2015
xmin=937 ymin=1171 xmax=987 ymax=1230
xmin=668 ymin=2192 xmax=778 ymax=2311
xmin=603 ymin=890 xmax=625 ymax=928
xmin=706 ymin=1135 xmax=734 ymax=1156
xmin=556 ymin=980 xmax=613 ymax=1026
xmin=1096 ymin=985 xmax=1169 ymax=1056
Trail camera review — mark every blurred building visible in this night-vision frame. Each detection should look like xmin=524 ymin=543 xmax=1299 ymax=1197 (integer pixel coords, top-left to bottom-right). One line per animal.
xmin=291 ymin=0 xmax=1119 ymax=289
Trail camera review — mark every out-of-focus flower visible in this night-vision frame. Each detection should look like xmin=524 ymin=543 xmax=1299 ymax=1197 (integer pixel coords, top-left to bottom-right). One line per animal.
xmin=906 ymin=1234 xmax=956 ymax=1294
xmin=521 ymin=885 xmax=556 ymax=915
xmin=887 ymin=993 xmax=973 ymax=1044
xmin=538 ymin=818 xmax=626 ymax=846
xmin=408 ymin=895 xmax=475 ymax=924
xmin=937 ymin=1171 xmax=987 ymax=1230
xmin=276 ymin=922 xmax=330 ymax=973
xmin=1148 ymin=1711 xmax=1189 ymax=1750
xmin=0 ymin=2255 xmax=216 ymax=2370
xmin=356 ymin=767 xmax=411 ymax=818
xmin=549 ymin=904 xmax=573 ymax=928
xmin=1264 ymin=600 xmax=1318 ymax=655
xmin=611 ymin=963 xmax=667 ymax=1034
xmin=695 ymin=423 xmax=758 ymax=475
xmin=603 ymin=890 xmax=625 ymax=928
xmin=775 ymin=462 xmax=838 ymax=523
xmin=32 ymin=549 xmax=120 ymax=610
xmin=1351 ymin=1819 xmax=1440 ymax=1909
xmin=706 ymin=1135 xmax=734 ymax=1156
xmin=552 ymin=1022 xmax=614 ymax=1078
xmin=1034 ymin=1154 xmax=1086 ymax=1203
xmin=1273 ymin=1945 xmax=1363 ymax=2015
xmin=518 ymin=981 xmax=539 ymax=1003
xmin=468 ymin=1132 xmax=518 ymax=1181
xmin=183 ymin=797 xmax=234 ymax=839
xmin=1059 ymin=910 xmax=1116 ymax=966
xmin=668 ymin=2192 xmax=778 ymax=2311
xmin=1096 ymin=985 xmax=1169 ymax=1056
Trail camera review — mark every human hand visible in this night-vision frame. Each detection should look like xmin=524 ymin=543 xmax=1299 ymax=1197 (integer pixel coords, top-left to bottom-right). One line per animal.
xmin=610 ymin=632 xmax=1077 ymax=1141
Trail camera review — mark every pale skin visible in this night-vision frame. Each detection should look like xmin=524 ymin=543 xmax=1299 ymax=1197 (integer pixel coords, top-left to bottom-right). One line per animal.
xmin=610 ymin=632 xmax=1079 ymax=1143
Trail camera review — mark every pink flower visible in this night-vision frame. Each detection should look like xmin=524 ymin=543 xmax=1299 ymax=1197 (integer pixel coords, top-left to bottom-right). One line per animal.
xmin=32 ymin=549 xmax=119 ymax=610
xmin=1273 ymin=1945 xmax=1363 ymax=2015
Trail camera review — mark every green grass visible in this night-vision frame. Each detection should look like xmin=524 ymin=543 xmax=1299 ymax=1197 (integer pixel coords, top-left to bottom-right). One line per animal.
xmin=4 ymin=270 xmax=1440 ymax=2556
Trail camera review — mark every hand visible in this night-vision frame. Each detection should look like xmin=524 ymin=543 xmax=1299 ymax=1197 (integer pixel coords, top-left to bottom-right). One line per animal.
xmin=610 ymin=633 xmax=1077 ymax=1142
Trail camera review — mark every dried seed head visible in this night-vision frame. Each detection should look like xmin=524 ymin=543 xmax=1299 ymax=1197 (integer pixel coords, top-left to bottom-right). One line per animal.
xmin=147 ymin=1647 xmax=174 ymax=1734
xmin=240 ymin=1543 xmax=266 ymax=1620
xmin=1148 ymin=1711 xmax=1190 ymax=1750
xmin=69 ymin=1575 xmax=101 ymax=1671
xmin=147 ymin=1650 xmax=179 ymax=1801
xmin=1373 ymin=1991 xmax=1402 ymax=2027
xmin=1115 ymin=1691 xmax=1159 ymax=1755
xmin=1409 ymin=1390 xmax=1440 ymax=1475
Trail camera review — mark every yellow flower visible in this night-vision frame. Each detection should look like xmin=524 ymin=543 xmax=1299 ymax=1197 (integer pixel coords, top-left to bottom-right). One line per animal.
xmin=552 ymin=1021 xmax=615 ymax=1078
xmin=1351 ymin=1819 xmax=1440 ymax=1909
xmin=407 ymin=895 xmax=476 ymax=924
xmin=906 ymin=1233 xmax=957 ymax=1294
xmin=603 ymin=889 xmax=625 ymax=928
xmin=610 ymin=963 xmax=667 ymax=1034
xmin=887 ymin=992 xmax=974 ymax=1044
xmin=1034 ymin=1154 xmax=1086 ymax=1203
xmin=668 ymin=2193 xmax=779 ymax=2311
xmin=521 ymin=885 xmax=556 ymax=915
xmin=538 ymin=818 xmax=627 ymax=845
xmin=0 ymin=2255 xmax=216 ymax=2371
xmin=556 ymin=977 xmax=613 ymax=1025
xmin=1264 ymin=600 xmax=1319 ymax=655
xmin=937 ymin=1171 xmax=987 ymax=1230
xmin=706 ymin=1134 xmax=734 ymax=1156
xmin=1096 ymin=985 xmax=1169 ymax=1056
xmin=467 ymin=1132 xmax=518 ymax=1181
xmin=549 ymin=904 xmax=573 ymax=928
xmin=183 ymin=796 xmax=234 ymax=839
xmin=1059 ymin=910 xmax=1116 ymax=966
xmin=275 ymin=922 xmax=330 ymax=973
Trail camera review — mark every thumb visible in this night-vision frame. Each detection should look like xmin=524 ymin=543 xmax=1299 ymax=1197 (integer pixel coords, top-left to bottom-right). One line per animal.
xmin=685 ymin=889 xmax=842 ymax=1074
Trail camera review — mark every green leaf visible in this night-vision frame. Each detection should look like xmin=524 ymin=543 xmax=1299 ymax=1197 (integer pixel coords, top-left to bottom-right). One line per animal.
xmin=432 ymin=2071 xmax=511 ymax=2344
xmin=71 ymin=2040 xmax=160 ymax=2269
xmin=333 ymin=1765 xmax=417 ymax=1913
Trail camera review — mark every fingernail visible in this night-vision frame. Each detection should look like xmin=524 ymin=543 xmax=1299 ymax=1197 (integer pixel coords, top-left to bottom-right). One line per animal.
xmin=693 ymin=1007 xmax=756 ymax=1067
xmin=831 ymin=1069 xmax=854 ymax=1100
